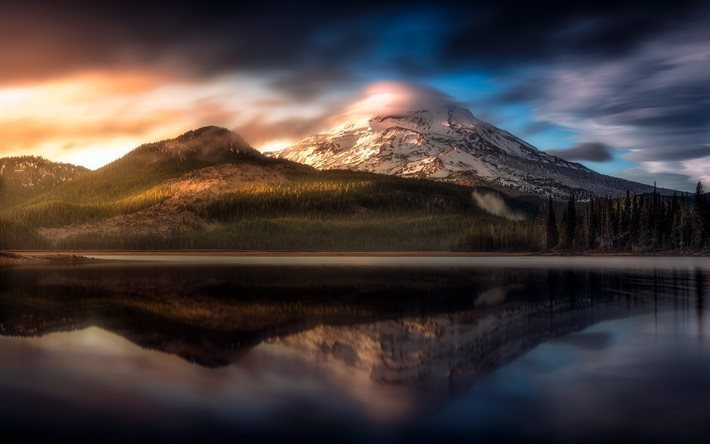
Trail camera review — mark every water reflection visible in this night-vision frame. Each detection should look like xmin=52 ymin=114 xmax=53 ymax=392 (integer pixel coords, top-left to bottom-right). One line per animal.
xmin=1 ymin=259 xmax=709 ymax=442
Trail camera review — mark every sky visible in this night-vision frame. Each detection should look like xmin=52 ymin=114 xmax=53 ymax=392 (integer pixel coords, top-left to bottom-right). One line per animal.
xmin=0 ymin=1 xmax=708 ymax=190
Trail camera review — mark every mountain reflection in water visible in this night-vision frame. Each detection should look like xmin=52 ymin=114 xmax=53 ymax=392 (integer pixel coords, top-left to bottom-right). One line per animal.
xmin=1 ymin=258 xmax=709 ymax=443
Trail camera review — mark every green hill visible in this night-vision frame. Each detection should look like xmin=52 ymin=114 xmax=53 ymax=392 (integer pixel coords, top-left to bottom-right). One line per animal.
xmin=0 ymin=156 xmax=89 ymax=208
xmin=25 ymin=126 xmax=274 ymax=204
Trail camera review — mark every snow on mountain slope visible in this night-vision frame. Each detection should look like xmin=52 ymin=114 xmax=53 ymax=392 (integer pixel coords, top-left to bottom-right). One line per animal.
xmin=274 ymin=104 xmax=656 ymax=198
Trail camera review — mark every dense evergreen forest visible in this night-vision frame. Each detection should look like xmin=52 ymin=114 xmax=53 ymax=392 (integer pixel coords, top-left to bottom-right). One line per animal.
xmin=541 ymin=182 xmax=710 ymax=254
xmin=444 ymin=181 xmax=710 ymax=254
xmin=0 ymin=172 xmax=708 ymax=253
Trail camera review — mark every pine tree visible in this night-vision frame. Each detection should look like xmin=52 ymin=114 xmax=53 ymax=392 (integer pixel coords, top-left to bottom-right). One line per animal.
xmin=545 ymin=196 xmax=558 ymax=250
xmin=585 ymin=200 xmax=598 ymax=249
xmin=629 ymin=196 xmax=641 ymax=250
xmin=562 ymin=193 xmax=577 ymax=249
xmin=559 ymin=184 xmax=710 ymax=254
xmin=680 ymin=198 xmax=693 ymax=252
xmin=691 ymin=181 xmax=707 ymax=250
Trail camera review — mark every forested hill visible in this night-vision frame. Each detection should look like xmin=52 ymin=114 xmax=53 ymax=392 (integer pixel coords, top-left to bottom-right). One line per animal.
xmin=0 ymin=156 xmax=88 ymax=208
xmin=25 ymin=126 xmax=292 ymax=205
xmin=0 ymin=127 xmax=540 ymax=251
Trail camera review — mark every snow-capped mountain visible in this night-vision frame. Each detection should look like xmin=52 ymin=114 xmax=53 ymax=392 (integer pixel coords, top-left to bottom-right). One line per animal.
xmin=274 ymin=104 xmax=656 ymax=198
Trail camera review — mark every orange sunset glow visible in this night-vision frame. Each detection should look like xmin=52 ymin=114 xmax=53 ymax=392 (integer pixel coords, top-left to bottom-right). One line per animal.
xmin=0 ymin=72 xmax=456 ymax=169
xmin=0 ymin=70 xmax=326 ymax=168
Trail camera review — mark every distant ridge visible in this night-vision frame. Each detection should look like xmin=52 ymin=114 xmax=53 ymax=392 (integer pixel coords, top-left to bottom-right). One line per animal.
xmin=0 ymin=156 xmax=89 ymax=207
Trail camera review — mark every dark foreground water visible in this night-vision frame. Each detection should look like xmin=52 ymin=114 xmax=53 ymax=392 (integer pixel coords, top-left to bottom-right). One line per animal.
xmin=1 ymin=256 xmax=710 ymax=443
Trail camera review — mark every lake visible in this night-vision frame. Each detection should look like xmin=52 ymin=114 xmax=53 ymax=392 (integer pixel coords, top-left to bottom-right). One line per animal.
xmin=1 ymin=256 xmax=709 ymax=443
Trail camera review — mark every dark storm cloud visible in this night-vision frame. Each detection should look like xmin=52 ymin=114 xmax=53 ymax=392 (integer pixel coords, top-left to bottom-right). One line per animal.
xmin=514 ymin=19 xmax=710 ymax=167
xmin=548 ymin=143 xmax=614 ymax=162
xmin=442 ymin=1 xmax=708 ymax=67
xmin=3 ymin=1 xmax=707 ymax=82
xmin=480 ymin=4 xmax=710 ymax=188
xmin=0 ymin=1 xmax=376 ymax=83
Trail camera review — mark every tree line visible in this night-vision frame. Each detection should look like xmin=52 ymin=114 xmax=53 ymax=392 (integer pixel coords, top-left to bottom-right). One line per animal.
xmin=543 ymin=182 xmax=710 ymax=253
xmin=2 ymin=171 xmax=709 ymax=253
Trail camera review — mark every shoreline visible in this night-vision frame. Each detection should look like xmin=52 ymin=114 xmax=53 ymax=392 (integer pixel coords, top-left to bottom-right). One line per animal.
xmin=0 ymin=251 xmax=101 ymax=265
xmin=3 ymin=250 xmax=708 ymax=270
xmin=5 ymin=249 xmax=706 ymax=258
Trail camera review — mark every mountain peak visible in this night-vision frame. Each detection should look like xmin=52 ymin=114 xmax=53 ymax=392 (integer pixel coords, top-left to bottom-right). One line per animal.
xmin=175 ymin=126 xmax=251 ymax=148
xmin=143 ymin=126 xmax=257 ymax=162
xmin=177 ymin=125 xmax=234 ymax=140
xmin=369 ymin=103 xmax=479 ymax=134
xmin=372 ymin=103 xmax=473 ymax=120
xmin=97 ymin=126 xmax=265 ymax=178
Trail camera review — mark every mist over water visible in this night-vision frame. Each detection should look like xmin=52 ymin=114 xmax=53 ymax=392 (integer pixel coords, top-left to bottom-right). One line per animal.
xmin=1 ymin=257 xmax=710 ymax=443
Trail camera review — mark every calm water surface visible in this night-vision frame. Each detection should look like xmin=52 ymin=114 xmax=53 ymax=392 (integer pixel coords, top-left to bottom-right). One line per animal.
xmin=1 ymin=256 xmax=710 ymax=443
